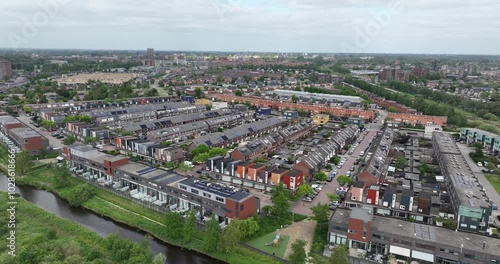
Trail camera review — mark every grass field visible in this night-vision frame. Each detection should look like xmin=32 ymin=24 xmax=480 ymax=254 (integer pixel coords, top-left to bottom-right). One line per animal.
xmin=246 ymin=232 xmax=290 ymax=258
xmin=486 ymin=175 xmax=500 ymax=195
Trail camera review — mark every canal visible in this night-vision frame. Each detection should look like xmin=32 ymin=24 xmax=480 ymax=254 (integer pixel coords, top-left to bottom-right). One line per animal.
xmin=0 ymin=174 xmax=222 ymax=264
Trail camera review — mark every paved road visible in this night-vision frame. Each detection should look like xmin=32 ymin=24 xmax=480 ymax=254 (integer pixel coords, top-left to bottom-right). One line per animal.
xmin=291 ymin=114 xmax=385 ymax=215
xmin=16 ymin=114 xmax=64 ymax=149
xmin=456 ymin=142 xmax=500 ymax=223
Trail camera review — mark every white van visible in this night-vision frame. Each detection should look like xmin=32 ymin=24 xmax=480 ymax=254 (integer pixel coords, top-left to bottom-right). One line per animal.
xmin=360 ymin=151 xmax=365 ymax=156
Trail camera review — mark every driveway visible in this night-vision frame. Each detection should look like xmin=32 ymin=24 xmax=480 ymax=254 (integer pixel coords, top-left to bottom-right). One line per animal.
xmin=456 ymin=142 xmax=500 ymax=221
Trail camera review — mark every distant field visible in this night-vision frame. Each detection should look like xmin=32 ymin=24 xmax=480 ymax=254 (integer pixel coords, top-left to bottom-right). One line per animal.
xmin=486 ymin=175 xmax=500 ymax=195
xmin=246 ymin=232 xmax=290 ymax=258
xmin=57 ymin=73 xmax=137 ymax=84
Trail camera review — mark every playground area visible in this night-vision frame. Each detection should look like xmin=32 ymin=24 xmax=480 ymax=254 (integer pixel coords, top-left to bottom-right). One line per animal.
xmin=246 ymin=233 xmax=290 ymax=258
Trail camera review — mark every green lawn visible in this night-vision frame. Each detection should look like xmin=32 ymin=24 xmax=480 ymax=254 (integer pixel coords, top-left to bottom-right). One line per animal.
xmin=486 ymin=175 xmax=500 ymax=195
xmin=246 ymin=232 xmax=290 ymax=258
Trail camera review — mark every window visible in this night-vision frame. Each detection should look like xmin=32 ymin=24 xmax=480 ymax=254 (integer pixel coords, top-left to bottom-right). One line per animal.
xmin=400 ymin=205 xmax=406 ymax=210
xmin=180 ymin=185 xmax=187 ymax=190
xmin=470 ymin=225 xmax=477 ymax=229
xmin=216 ymin=197 xmax=224 ymax=202
xmin=240 ymin=204 xmax=244 ymax=210
xmin=203 ymin=192 xmax=211 ymax=198
xmin=460 ymin=223 xmax=468 ymax=228
xmin=191 ymin=189 xmax=199 ymax=194
xmin=362 ymin=231 xmax=366 ymax=239
xmin=348 ymin=229 xmax=356 ymax=234
xmin=465 ymin=254 xmax=475 ymax=259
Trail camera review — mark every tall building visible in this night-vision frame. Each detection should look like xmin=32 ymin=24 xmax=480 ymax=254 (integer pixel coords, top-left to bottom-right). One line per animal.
xmin=145 ymin=48 xmax=155 ymax=66
xmin=430 ymin=58 xmax=440 ymax=73
xmin=0 ymin=59 xmax=13 ymax=80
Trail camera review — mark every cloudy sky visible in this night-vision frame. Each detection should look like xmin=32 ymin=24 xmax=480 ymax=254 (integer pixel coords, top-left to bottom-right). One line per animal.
xmin=1 ymin=0 xmax=499 ymax=54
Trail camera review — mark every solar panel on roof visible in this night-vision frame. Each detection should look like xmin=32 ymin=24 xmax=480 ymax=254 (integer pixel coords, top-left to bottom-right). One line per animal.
xmin=248 ymin=128 xmax=254 ymax=132
xmin=140 ymin=125 xmax=147 ymax=129
xmin=136 ymin=167 xmax=156 ymax=175
xmin=205 ymin=141 xmax=212 ymax=146
xmin=221 ymin=135 xmax=229 ymax=141
xmin=154 ymin=122 xmax=161 ymax=126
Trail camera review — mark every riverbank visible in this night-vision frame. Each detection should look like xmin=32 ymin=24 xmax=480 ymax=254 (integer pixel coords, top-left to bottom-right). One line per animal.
xmin=1 ymin=146 xmax=279 ymax=264
xmin=0 ymin=191 xmax=157 ymax=263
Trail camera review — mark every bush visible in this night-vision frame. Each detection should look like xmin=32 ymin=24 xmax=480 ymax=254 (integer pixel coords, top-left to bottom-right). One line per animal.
xmin=65 ymin=184 xmax=96 ymax=207
xmin=311 ymin=222 xmax=329 ymax=253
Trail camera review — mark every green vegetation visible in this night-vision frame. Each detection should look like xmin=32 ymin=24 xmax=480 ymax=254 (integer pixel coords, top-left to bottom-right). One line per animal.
xmin=345 ymin=78 xmax=500 ymax=133
xmin=0 ymin=192 xmax=160 ymax=264
xmin=270 ymin=182 xmax=291 ymax=225
xmin=288 ymin=239 xmax=307 ymax=264
xmin=11 ymin=162 xmax=280 ymax=264
xmin=63 ymin=136 xmax=77 ymax=145
xmin=245 ymin=233 xmax=290 ymax=258
xmin=336 ymin=175 xmax=353 ymax=186
xmin=329 ymin=245 xmax=349 ymax=264
xmin=191 ymin=145 xmax=227 ymax=163
xmin=314 ymin=171 xmax=328 ymax=181
xmin=486 ymin=175 xmax=500 ymax=195
xmin=310 ymin=204 xmax=329 ymax=253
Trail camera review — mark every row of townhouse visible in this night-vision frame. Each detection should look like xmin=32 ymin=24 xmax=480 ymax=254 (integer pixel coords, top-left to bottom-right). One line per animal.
xmin=63 ymin=143 xmax=259 ymax=225
xmin=189 ymin=117 xmax=290 ymax=149
xmin=432 ymin=132 xmax=492 ymax=233
xmin=39 ymin=110 xmax=66 ymax=124
xmin=116 ymin=136 xmax=184 ymax=164
xmin=329 ymin=208 xmax=500 ymax=264
xmin=460 ymin=128 xmax=500 ymax=157
xmin=344 ymin=180 xmax=440 ymax=225
xmin=206 ymin=156 xmax=304 ymax=190
xmin=123 ymin=108 xmax=236 ymax=134
xmin=230 ymin=122 xmax=312 ymax=161
xmin=86 ymin=102 xmax=206 ymax=126
xmin=26 ymin=96 xmax=179 ymax=113
xmin=387 ymin=113 xmax=448 ymax=127
xmin=214 ymin=94 xmax=376 ymax=121
xmin=64 ymin=122 xmax=110 ymax=143
xmin=294 ymin=124 xmax=360 ymax=177
xmin=144 ymin=111 xmax=255 ymax=143
xmin=0 ymin=115 xmax=50 ymax=154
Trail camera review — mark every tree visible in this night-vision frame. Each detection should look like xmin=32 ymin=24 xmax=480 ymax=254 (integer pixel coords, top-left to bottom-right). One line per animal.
xmin=66 ymin=184 xmax=96 ymax=207
xmin=194 ymin=87 xmax=203 ymax=99
xmin=234 ymin=89 xmax=243 ymax=96
xmin=63 ymin=136 xmax=77 ymax=145
xmin=327 ymin=193 xmax=340 ymax=203
xmin=330 ymin=156 xmax=340 ymax=165
xmin=288 ymin=239 xmax=307 ymax=264
xmin=153 ymin=253 xmax=167 ymax=264
xmin=192 ymin=153 xmax=210 ymax=164
xmin=395 ymin=156 xmax=408 ymax=170
xmin=54 ymin=163 xmax=71 ymax=189
xmin=38 ymin=95 xmax=48 ymax=103
xmin=337 ymin=175 xmax=353 ymax=186
xmin=239 ymin=218 xmax=260 ymax=240
xmin=15 ymin=150 xmax=33 ymax=176
xmin=40 ymin=120 xmax=56 ymax=129
xmin=296 ymin=184 xmax=314 ymax=197
xmin=311 ymin=203 xmax=329 ymax=223
xmin=314 ymin=171 xmax=328 ymax=181
xmin=177 ymin=163 xmax=193 ymax=172
xmin=183 ymin=210 xmax=196 ymax=244
xmin=325 ymin=164 xmax=332 ymax=170
xmin=329 ymin=244 xmax=348 ymax=264
xmin=208 ymin=147 xmax=227 ymax=157
xmin=84 ymin=137 xmax=98 ymax=146
xmin=271 ymin=182 xmax=290 ymax=224
xmin=219 ymin=220 xmax=241 ymax=252
xmin=387 ymin=106 xmax=397 ymax=112
xmin=191 ymin=144 xmax=210 ymax=156
xmin=165 ymin=212 xmax=184 ymax=239
xmin=203 ymin=215 xmax=221 ymax=253
xmin=291 ymin=95 xmax=298 ymax=103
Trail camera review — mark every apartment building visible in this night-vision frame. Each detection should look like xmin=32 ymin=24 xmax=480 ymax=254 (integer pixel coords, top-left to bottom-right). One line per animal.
xmin=329 ymin=208 xmax=500 ymax=264
xmin=387 ymin=113 xmax=448 ymax=127
xmin=9 ymin=127 xmax=50 ymax=154
xmin=312 ymin=114 xmax=330 ymax=125
xmin=433 ymin=132 xmax=492 ymax=233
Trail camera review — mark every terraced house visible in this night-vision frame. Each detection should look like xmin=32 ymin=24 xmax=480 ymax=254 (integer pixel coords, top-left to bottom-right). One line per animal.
xmin=460 ymin=128 xmax=500 ymax=157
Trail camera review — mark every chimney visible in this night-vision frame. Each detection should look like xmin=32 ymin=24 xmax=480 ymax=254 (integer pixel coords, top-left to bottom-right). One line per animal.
xmin=483 ymin=241 xmax=486 ymax=249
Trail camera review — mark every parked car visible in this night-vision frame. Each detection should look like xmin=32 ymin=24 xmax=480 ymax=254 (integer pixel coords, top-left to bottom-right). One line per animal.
xmin=96 ymin=144 xmax=104 ymax=149
xmin=346 ymin=171 xmax=351 ymax=177
xmin=303 ymin=197 xmax=313 ymax=202
xmin=477 ymin=162 xmax=483 ymax=167
xmin=492 ymin=204 xmax=497 ymax=210
xmin=350 ymin=166 xmax=355 ymax=171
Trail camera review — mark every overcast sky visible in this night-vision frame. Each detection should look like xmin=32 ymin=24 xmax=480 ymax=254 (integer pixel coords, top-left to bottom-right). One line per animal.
xmin=1 ymin=0 xmax=499 ymax=54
